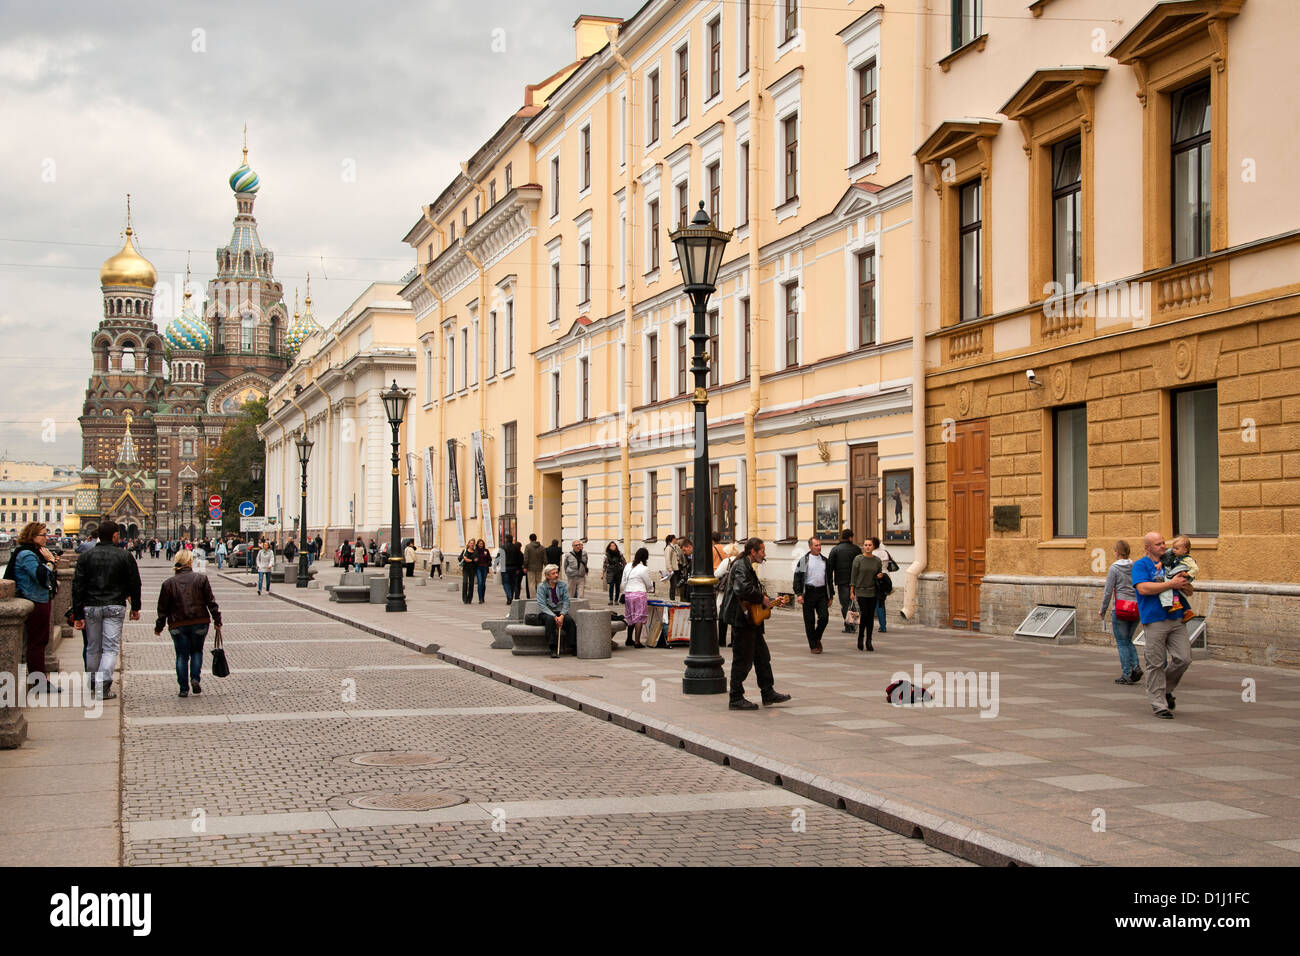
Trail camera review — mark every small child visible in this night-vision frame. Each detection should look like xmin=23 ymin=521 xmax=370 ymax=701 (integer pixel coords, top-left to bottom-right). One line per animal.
xmin=1160 ymin=535 xmax=1199 ymax=622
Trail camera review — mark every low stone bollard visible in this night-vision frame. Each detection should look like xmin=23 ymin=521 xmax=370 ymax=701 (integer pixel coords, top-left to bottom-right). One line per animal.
xmin=0 ymin=579 xmax=33 ymax=749
xmin=575 ymin=609 xmax=613 ymax=660
xmin=367 ymin=576 xmax=388 ymax=604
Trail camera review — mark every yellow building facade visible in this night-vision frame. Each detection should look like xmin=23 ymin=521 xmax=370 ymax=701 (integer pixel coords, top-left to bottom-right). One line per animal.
xmin=916 ymin=0 xmax=1300 ymax=663
xmin=404 ymin=2 xmax=924 ymax=590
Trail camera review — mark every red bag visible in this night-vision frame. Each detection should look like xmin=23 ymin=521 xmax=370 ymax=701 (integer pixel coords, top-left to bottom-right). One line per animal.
xmin=1114 ymin=599 xmax=1139 ymax=622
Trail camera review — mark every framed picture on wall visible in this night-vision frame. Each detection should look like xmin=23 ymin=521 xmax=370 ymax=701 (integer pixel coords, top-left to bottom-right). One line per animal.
xmin=882 ymin=469 xmax=913 ymax=545
xmin=813 ymin=489 xmax=843 ymax=540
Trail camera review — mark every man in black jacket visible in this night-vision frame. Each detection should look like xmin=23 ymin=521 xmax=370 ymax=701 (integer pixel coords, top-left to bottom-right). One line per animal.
xmin=825 ymin=529 xmax=860 ymax=633
xmin=719 ymin=537 xmax=792 ymax=711
xmin=71 ymin=520 xmax=142 ymax=700
xmin=545 ymin=539 xmax=563 ymax=567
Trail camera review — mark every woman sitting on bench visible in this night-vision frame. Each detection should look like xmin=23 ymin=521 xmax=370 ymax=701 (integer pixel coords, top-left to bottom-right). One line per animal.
xmin=536 ymin=564 xmax=576 ymax=658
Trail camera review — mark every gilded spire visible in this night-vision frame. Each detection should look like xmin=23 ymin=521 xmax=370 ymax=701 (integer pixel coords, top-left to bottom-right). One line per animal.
xmin=125 ymin=193 xmax=133 ymax=236
xmin=242 ymin=122 xmax=248 ymax=164
xmin=184 ymin=252 xmax=192 ymax=301
xmin=293 ymin=287 xmax=300 ymax=321
xmin=304 ymin=271 xmax=312 ymax=308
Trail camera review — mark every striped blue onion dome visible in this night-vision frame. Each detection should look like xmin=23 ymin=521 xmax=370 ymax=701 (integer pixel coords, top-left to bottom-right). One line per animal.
xmin=165 ymin=306 xmax=210 ymax=351
xmin=229 ymin=162 xmax=260 ymax=194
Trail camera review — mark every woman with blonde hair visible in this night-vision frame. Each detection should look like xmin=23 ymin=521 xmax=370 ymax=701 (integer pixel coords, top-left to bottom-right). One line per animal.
xmin=8 ymin=522 xmax=57 ymax=693
xmin=154 ymin=549 xmax=222 ymax=698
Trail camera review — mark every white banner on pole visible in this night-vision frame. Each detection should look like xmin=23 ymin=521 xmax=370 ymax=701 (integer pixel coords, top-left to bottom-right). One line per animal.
xmin=422 ymin=446 xmax=437 ymax=549
xmin=404 ymin=451 xmax=420 ymax=543
xmin=472 ymin=430 xmax=494 ymax=549
xmin=447 ymin=438 xmax=466 ymax=548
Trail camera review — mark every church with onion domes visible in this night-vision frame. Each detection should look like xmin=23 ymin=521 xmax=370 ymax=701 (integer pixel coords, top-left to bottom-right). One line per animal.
xmin=78 ymin=139 xmax=316 ymax=539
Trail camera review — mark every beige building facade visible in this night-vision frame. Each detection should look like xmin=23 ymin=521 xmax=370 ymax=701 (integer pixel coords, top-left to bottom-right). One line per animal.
xmin=916 ymin=0 xmax=1300 ymax=663
xmin=404 ymin=2 xmax=924 ymax=591
xmin=260 ymin=283 xmax=416 ymax=550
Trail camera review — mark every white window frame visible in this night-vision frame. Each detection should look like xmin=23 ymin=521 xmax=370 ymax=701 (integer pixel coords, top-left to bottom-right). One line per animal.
xmin=673 ymin=317 xmax=689 ymax=395
xmin=619 ymin=94 xmax=627 ymax=168
xmin=577 ymin=353 xmax=590 ymax=421
xmin=424 ymin=345 xmax=434 ymax=405
xmin=576 ymin=210 xmax=593 ymax=308
xmin=578 ymin=122 xmax=593 ymax=197
xmin=731 ymin=103 xmax=751 ymax=235
xmin=841 ymin=8 xmax=884 ymax=180
xmin=549 ymin=155 xmax=561 ymax=222
xmin=673 ymin=41 xmax=690 ymax=132
xmin=460 ymin=326 xmax=469 ymax=392
xmin=776 ymin=0 xmax=802 ymax=61
xmin=469 ymin=305 xmax=480 ymax=386
xmin=644 ymin=329 xmax=660 ymax=404
xmin=735 ymin=0 xmax=751 ymax=85
xmin=488 ymin=309 xmax=498 ymax=378
xmin=702 ymin=8 xmax=724 ymax=110
xmin=547 ymin=237 xmax=563 ymax=325
xmin=504 ymin=297 xmax=516 ymax=372
xmin=775 ymin=270 xmax=803 ymax=369
xmin=646 ymin=65 xmax=662 ymax=148
xmin=770 ymin=70 xmax=803 ymax=222
xmin=844 ymin=215 xmax=881 ymax=352
xmin=550 ymin=370 xmax=562 ymax=430
xmin=446 ymin=331 xmax=456 ymax=396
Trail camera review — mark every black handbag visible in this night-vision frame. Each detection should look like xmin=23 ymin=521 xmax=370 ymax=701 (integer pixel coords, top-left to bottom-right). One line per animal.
xmin=211 ymin=631 xmax=230 ymax=678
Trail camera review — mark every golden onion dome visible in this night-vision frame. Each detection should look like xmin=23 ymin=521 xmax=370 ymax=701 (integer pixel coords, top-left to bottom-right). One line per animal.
xmin=99 ymin=227 xmax=157 ymax=289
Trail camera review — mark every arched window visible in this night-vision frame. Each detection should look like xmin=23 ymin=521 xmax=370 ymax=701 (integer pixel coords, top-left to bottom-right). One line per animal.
xmin=121 ymin=347 xmax=135 ymax=373
xmin=241 ymin=313 xmax=256 ymax=352
xmin=242 ymin=251 xmax=252 ymax=272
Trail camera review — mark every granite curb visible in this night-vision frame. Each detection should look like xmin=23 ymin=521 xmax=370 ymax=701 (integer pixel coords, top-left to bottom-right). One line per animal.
xmin=250 ymin=573 xmax=1073 ymax=868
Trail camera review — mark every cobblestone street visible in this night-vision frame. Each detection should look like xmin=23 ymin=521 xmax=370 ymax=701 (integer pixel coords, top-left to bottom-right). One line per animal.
xmin=120 ymin=564 xmax=967 ymax=866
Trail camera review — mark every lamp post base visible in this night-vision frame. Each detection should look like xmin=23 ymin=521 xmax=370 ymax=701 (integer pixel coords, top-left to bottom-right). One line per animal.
xmin=386 ymin=559 xmax=407 ymax=612
xmin=683 ymin=582 xmax=726 ymax=695
xmin=296 ymin=553 xmax=310 ymax=588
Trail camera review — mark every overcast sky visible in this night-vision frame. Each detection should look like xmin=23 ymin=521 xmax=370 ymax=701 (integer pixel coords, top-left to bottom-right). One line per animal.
xmin=0 ymin=0 xmax=636 ymax=465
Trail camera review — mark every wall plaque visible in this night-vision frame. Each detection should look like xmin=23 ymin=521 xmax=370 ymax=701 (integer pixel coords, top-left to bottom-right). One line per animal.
xmin=992 ymin=505 xmax=1021 ymax=531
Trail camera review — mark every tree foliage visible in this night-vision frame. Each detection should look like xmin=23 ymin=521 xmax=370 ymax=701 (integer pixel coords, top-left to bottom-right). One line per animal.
xmin=204 ymin=397 xmax=268 ymax=525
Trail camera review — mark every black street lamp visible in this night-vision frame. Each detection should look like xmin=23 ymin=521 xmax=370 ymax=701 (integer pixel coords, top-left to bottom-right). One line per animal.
xmin=295 ymin=430 xmax=313 ymax=588
xmin=219 ymin=478 xmax=228 ymax=539
xmin=669 ymin=201 xmax=733 ymax=695
xmin=249 ymin=460 xmax=263 ymax=572
xmin=381 ymin=379 xmax=410 ymax=612
xmin=182 ymin=486 xmax=193 ymax=542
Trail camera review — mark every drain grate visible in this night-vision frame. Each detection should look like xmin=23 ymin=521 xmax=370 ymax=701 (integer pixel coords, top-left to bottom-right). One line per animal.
xmin=346 ymin=790 xmax=467 ymax=811
xmin=348 ymin=751 xmax=464 ymax=768
xmin=269 ymin=688 xmax=324 ymax=698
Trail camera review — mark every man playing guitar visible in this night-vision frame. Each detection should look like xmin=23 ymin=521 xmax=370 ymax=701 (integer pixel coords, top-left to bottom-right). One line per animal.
xmin=718 ymin=537 xmax=793 ymax=711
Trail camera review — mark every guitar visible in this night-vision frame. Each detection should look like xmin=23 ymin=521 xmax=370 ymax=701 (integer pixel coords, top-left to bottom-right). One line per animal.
xmin=741 ymin=592 xmax=791 ymax=627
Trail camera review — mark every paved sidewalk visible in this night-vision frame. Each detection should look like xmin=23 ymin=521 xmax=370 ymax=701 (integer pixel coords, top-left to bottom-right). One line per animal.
xmin=0 ymin=639 xmax=121 ymax=867
xmin=125 ymin=567 xmax=963 ymax=866
xmin=252 ymin=567 xmax=1300 ymax=866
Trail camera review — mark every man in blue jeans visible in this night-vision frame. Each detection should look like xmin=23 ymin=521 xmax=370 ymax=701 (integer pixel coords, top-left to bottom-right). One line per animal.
xmin=1132 ymin=531 xmax=1192 ymax=719
xmin=71 ymin=520 xmax=142 ymax=700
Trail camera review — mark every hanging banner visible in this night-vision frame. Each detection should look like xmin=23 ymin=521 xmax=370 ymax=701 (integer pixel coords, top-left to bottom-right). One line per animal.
xmin=472 ymin=430 xmax=494 ymax=549
xmin=404 ymin=451 xmax=420 ymax=543
xmin=422 ymin=446 xmax=437 ymax=549
xmin=447 ymin=438 xmax=466 ymax=548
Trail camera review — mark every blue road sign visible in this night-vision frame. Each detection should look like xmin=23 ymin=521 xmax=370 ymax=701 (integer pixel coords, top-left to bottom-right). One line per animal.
xmin=209 ymin=507 xmax=222 ymax=520
xmin=238 ymin=501 xmax=256 ymax=517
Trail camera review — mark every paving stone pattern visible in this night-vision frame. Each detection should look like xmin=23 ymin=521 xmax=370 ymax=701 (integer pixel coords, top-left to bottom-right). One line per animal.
xmin=122 ymin=568 xmax=964 ymax=866
xmin=272 ymin=566 xmax=1300 ymax=866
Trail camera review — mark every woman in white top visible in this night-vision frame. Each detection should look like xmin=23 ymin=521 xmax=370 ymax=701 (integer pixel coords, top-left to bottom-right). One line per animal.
xmin=620 ymin=547 xmax=654 ymax=648
xmin=713 ymin=542 xmax=741 ymax=647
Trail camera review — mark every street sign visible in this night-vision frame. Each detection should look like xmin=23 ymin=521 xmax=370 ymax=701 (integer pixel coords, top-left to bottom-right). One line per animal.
xmin=209 ymin=507 xmax=222 ymax=520
xmin=207 ymin=520 xmax=222 ymax=531
xmin=209 ymin=495 xmax=222 ymax=509
xmin=240 ymin=517 xmax=270 ymax=532
xmin=238 ymin=501 xmax=256 ymax=517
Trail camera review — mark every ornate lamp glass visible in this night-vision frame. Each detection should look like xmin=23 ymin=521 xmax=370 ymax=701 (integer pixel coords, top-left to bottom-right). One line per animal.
xmin=670 ymin=201 xmax=732 ymax=291
xmin=382 ymin=380 xmax=411 ymax=427
xmin=295 ymin=431 xmax=314 ymax=466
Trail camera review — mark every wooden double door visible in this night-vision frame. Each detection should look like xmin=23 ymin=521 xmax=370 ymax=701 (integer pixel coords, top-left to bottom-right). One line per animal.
xmin=947 ymin=419 xmax=990 ymax=630
xmin=849 ymin=443 xmax=880 ymax=543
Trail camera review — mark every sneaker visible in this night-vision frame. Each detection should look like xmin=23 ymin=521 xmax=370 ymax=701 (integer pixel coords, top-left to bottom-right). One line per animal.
xmin=1165 ymin=693 xmax=1176 ymax=711
xmin=1129 ymin=668 xmax=1143 ymax=682
xmin=1114 ymin=676 xmax=1134 ymax=684
xmin=178 ymin=688 xmax=188 ymax=698
xmin=762 ymin=692 xmax=792 ymax=706
xmin=1153 ymin=708 xmax=1173 ymax=719
xmin=729 ymin=697 xmax=759 ymax=711
xmin=191 ymin=681 xmax=201 ymax=695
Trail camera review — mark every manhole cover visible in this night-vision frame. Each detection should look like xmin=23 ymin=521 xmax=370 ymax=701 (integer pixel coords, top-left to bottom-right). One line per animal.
xmin=349 ymin=751 xmax=464 ymax=768
xmin=545 ymin=675 xmax=605 ymax=681
xmin=269 ymin=688 xmax=323 ymax=698
xmin=347 ymin=790 xmax=466 ymax=811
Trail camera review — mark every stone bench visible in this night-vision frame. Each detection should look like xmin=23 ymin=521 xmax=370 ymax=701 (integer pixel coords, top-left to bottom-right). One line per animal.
xmin=326 ymin=585 xmax=370 ymax=604
xmin=483 ymin=600 xmax=528 ymax=649
xmin=507 ymin=623 xmax=550 ymax=656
